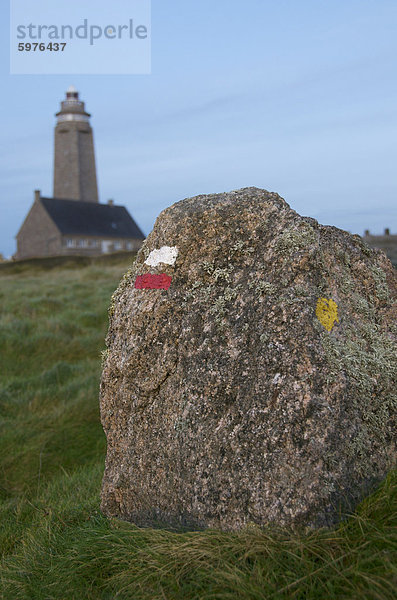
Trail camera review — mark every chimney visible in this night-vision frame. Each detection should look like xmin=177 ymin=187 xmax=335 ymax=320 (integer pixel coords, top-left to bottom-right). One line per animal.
xmin=384 ymin=228 xmax=390 ymax=236
xmin=34 ymin=189 xmax=41 ymax=202
xmin=107 ymin=199 xmax=114 ymax=206
xmin=364 ymin=229 xmax=370 ymax=237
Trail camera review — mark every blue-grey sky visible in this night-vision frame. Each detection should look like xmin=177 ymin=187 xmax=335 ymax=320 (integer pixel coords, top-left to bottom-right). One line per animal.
xmin=1 ymin=0 xmax=396 ymax=258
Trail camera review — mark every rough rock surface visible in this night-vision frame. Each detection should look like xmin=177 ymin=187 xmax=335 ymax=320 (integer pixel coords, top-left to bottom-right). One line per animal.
xmin=100 ymin=188 xmax=397 ymax=531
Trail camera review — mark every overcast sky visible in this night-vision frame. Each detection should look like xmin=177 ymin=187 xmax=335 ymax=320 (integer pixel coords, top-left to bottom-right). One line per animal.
xmin=1 ymin=0 xmax=396 ymax=258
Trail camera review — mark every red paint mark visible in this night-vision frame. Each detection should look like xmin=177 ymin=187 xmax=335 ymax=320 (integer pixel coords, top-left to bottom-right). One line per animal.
xmin=134 ymin=273 xmax=172 ymax=290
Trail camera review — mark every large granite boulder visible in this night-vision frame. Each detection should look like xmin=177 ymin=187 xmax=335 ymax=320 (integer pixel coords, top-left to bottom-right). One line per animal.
xmin=100 ymin=188 xmax=396 ymax=530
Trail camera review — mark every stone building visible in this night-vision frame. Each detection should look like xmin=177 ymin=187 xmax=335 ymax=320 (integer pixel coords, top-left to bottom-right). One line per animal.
xmin=363 ymin=229 xmax=397 ymax=267
xmin=16 ymin=87 xmax=144 ymax=259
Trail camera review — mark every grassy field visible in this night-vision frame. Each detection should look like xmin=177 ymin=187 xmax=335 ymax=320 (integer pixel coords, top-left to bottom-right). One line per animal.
xmin=0 ymin=257 xmax=396 ymax=600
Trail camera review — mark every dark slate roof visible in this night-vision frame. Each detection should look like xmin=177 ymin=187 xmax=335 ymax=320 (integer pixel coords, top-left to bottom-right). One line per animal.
xmin=40 ymin=197 xmax=145 ymax=239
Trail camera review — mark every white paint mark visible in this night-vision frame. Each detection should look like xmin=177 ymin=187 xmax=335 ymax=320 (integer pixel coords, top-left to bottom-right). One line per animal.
xmin=145 ymin=246 xmax=179 ymax=267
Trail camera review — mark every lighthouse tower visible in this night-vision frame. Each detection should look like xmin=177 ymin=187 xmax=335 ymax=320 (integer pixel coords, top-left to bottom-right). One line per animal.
xmin=53 ymin=86 xmax=99 ymax=203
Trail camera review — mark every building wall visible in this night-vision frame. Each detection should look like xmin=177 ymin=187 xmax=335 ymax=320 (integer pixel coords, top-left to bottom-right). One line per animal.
xmin=60 ymin=235 xmax=143 ymax=256
xmin=53 ymin=121 xmax=98 ymax=203
xmin=363 ymin=232 xmax=397 ymax=267
xmin=16 ymin=193 xmax=144 ymax=260
xmin=16 ymin=199 xmax=62 ymax=260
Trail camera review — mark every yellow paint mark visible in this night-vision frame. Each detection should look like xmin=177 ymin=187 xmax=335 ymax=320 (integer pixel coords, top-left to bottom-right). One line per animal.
xmin=316 ymin=297 xmax=339 ymax=332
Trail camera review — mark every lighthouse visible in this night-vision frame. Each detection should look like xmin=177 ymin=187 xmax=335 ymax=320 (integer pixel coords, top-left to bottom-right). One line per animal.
xmin=53 ymin=86 xmax=99 ymax=203
xmin=15 ymin=87 xmax=145 ymax=260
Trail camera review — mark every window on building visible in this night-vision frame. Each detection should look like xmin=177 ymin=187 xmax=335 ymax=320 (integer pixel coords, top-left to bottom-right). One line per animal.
xmin=77 ymin=239 xmax=88 ymax=248
xmin=126 ymin=242 xmax=133 ymax=250
xmin=114 ymin=241 xmax=122 ymax=250
xmin=66 ymin=239 xmax=75 ymax=248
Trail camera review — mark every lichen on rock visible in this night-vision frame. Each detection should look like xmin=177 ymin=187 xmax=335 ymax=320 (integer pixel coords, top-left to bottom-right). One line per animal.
xmin=100 ymin=187 xmax=397 ymax=531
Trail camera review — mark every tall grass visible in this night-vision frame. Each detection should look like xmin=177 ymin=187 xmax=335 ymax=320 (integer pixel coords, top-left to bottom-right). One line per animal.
xmin=0 ymin=260 xmax=396 ymax=599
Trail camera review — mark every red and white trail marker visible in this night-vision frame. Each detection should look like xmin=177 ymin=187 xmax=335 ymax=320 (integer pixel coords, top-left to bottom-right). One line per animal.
xmin=135 ymin=246 xmax=178 ymax=290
